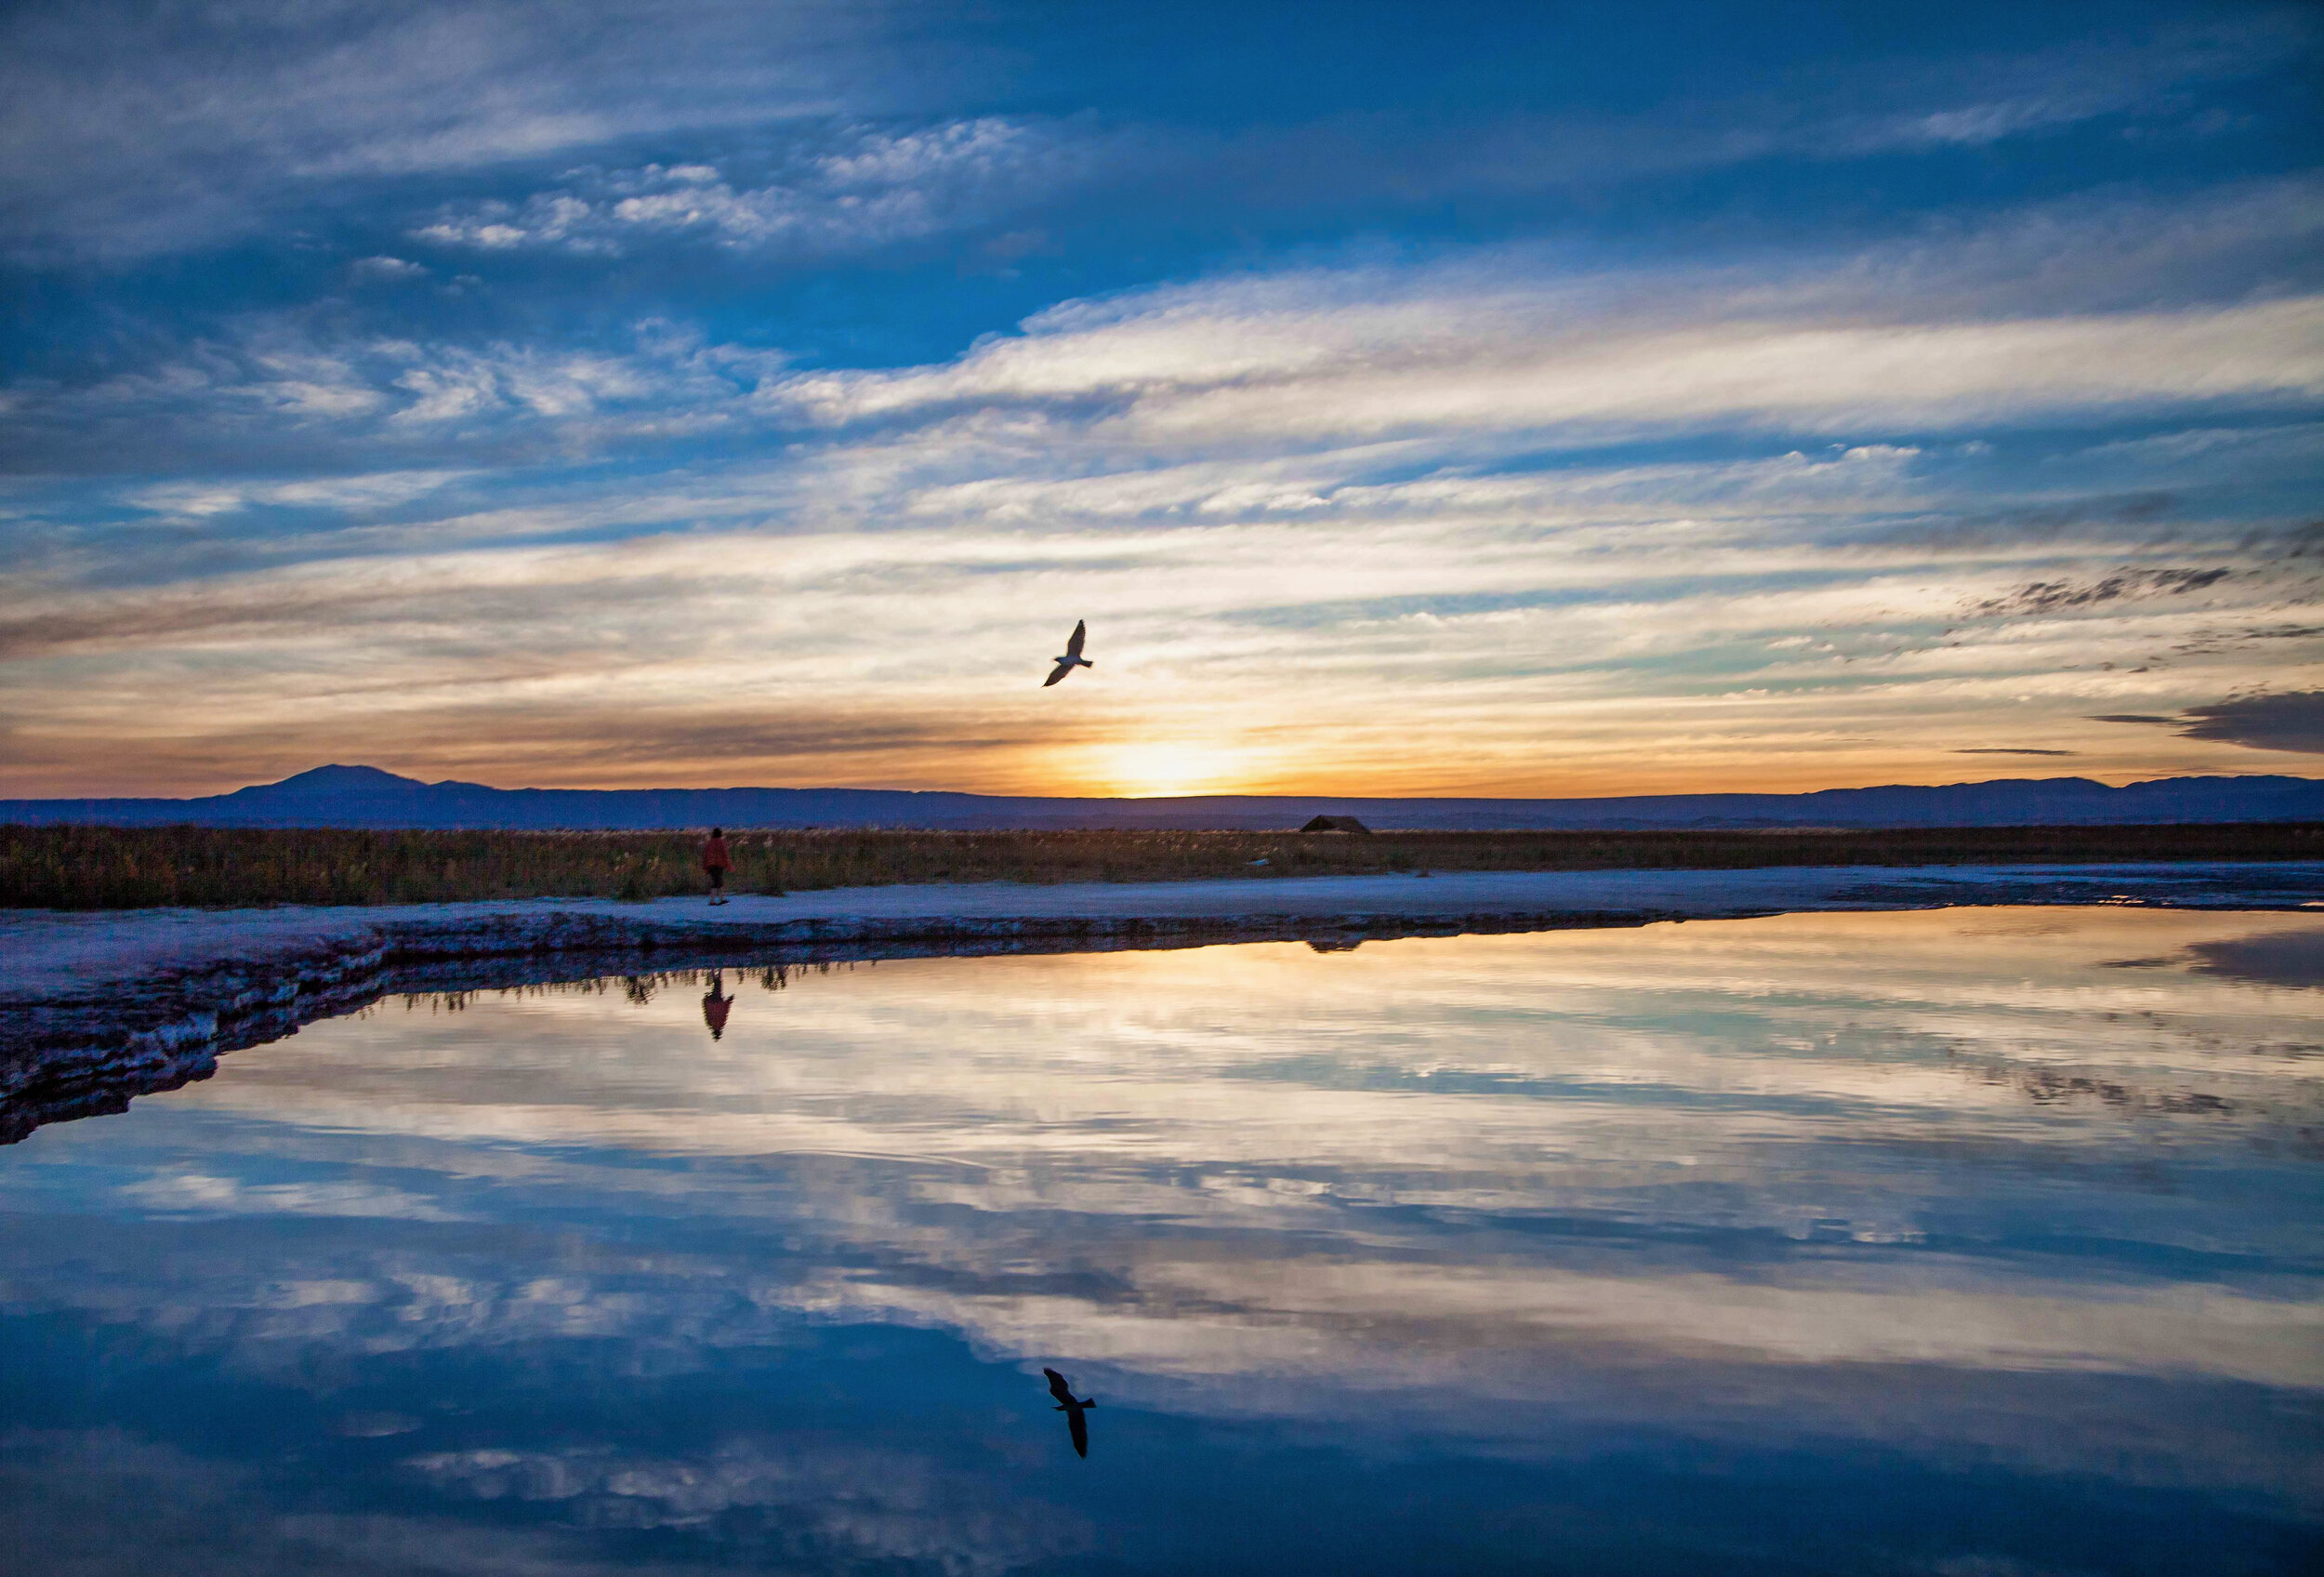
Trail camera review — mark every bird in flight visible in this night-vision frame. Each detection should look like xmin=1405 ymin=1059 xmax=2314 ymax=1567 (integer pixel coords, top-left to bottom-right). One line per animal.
xmin=1044 ymin=620 xmax=1093 ymax=687
xmin=1043 ymin=1367 xmax=1097 ymax=1458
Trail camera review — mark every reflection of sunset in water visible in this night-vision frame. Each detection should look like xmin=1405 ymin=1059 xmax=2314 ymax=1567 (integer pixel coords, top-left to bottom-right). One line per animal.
xmin=3 ymin=908 xmax=2319 ymax=1573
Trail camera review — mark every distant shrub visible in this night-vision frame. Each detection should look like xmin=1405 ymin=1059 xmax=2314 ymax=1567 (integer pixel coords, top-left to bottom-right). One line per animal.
xmin=0 ymin=822 xmax=2313 ymax=910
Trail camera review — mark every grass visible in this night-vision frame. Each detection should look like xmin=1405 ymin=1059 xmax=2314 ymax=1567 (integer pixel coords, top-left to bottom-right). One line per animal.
xmin=2 ymin=821 xmax=2318 ymax=911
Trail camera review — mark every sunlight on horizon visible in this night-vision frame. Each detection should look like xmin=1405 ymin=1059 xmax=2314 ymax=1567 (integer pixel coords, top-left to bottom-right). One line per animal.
xmin=1089 ymin=741 xmax=1266 ymax=800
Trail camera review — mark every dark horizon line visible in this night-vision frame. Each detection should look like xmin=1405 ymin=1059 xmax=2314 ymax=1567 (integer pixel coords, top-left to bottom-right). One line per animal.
xmin=6 ymin=762 xmax=2323 ymax=836
xmin=8 ymin=760 xmax=2323 ymax=808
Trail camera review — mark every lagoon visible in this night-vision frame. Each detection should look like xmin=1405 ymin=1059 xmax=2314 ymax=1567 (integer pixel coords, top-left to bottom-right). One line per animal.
xmin=4 ymin=907 xmax=2320 ymax=1574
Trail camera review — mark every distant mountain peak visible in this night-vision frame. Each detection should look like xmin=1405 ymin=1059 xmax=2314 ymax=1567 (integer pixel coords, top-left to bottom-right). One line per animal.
xmin=219 ymin=763 xmax=436 ymax=803
xmin=274 ymin=763 xmax=429 ymax=788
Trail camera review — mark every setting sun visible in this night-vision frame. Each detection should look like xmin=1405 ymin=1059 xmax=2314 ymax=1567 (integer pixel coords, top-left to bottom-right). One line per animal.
xmin=1097 ymin=743 xmax=1253 ymax=799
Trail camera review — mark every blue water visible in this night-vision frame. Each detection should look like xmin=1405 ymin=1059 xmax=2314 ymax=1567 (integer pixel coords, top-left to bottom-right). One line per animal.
xmin=5 ymin=908 xmax=2321 ymax=1574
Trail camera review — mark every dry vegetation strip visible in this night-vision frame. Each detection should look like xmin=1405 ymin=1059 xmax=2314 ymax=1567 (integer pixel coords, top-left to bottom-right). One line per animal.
xmin=3 ymin=822 xmax=2318 ymax=910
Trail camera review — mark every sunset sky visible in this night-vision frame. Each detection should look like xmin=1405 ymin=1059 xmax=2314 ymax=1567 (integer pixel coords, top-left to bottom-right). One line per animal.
xmin=3 ymin=0 xmax=2319 ymax=801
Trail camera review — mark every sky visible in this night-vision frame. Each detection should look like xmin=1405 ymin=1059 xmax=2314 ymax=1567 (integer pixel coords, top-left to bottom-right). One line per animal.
xmin=1 ymin=0 xmax=2319 ymax=801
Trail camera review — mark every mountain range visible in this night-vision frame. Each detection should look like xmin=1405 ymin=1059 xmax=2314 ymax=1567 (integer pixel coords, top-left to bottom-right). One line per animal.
xmin=5 ymin=764 xmax=2321 ymax=831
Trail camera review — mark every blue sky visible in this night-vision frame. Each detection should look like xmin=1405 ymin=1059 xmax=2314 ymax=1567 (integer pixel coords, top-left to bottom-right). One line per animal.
xmin=2 ymin=0 xmax=2319 ymax=797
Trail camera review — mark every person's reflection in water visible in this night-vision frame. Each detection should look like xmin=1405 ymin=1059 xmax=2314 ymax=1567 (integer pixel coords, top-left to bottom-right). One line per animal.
xmin=1044 ymin=1368 xmax=1096 ymax=1459
xmin=701 ymin=972 xmax=733 ymax=1041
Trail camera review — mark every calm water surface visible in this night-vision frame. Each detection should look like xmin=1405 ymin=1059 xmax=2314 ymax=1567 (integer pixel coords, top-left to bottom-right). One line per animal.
xmin=5 ymin=908 xmax=2322 ymax=1575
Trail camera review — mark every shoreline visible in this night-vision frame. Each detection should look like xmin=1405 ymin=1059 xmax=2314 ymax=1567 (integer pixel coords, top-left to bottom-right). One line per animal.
xmin=6 ymin=859 xmax=2322 ymax=1143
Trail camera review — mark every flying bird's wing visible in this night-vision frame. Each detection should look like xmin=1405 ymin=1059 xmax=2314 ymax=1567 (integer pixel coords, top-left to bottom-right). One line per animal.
xmin=1067 ymin=1407 xmax=1089 ymax=1458
xmin=1043 ymin=660 xmax=1075 ymax=687
xmin=1064 ymin=620 xmax=1086 ymax=659
xmin=1045 ymin=1369 xmax=1075 ymax=1403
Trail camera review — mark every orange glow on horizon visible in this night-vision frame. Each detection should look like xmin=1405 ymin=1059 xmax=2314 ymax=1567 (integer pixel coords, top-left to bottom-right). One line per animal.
xmin=1087 ymin=742 xmax=1267 ymax=800
xmin=0 ymin=733 xmax=2295 ymax=803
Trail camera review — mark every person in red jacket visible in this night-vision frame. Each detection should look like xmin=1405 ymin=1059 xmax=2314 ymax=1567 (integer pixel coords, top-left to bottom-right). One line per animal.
xmin=702 ymin=827 xmax=733 ymax=905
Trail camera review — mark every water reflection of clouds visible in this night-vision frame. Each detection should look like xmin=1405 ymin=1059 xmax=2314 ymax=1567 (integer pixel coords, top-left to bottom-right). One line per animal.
xmin=5 ymin=908 xmax=2321 ymax=1541
xmin=402 ymin=1438 xmax=1091 ymax=1571
xmin=155 ymin=912 xmax=2324 ymax=1228
xmin=118 ymin=1172 xmax=470 ymax=1220
xmin=3 ymin=1425 xmax=1079 ymax=1577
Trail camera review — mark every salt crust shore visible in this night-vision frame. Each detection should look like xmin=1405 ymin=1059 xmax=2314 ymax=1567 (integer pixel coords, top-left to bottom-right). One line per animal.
xmin=6 ymin=860 xmax=2322 ymax=1140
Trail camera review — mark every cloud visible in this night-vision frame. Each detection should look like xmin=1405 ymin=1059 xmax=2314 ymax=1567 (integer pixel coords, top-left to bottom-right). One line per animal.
xmin=0 ymin=0 xmax=927 ymax=261
xmin=2090 ymin=692 xmax=2324 ymax=754
xmin=6 ymin=157 xmax=2324 ymax=796
xmin=1844 ymin=11 xmax=2314 ymax=152
xmin=7 ymin=3 xmax=2312 ymax=268
xmin=124 ymin=470 xmax=472 ymax=517
xmin=7 ymin=379 xmax=2321 ymax=798
xmin=1953 ymin=748 xmax=2078 ymax=756
xmin=769 ymin=288 xmax=2324 ymax=452
xmin=390 ymin=25 xmax=2309 ymax=272
xmin=2175 ymin=690 xmax=2324 ymax=753
xmin=0 ymin=325 xmax=787 ymax=475
xmin=413 ymin=118 xmax=1134 ymax=258
xmin=9 ymin=178 xmax=2321 ymax=481
xmin=350 ymin=255 xmax=427 ymax=280
xmin=1965 ymin=568 xmax=2236 ymax=617
xmin=740 ymin=179 xmax=2324 ymax=456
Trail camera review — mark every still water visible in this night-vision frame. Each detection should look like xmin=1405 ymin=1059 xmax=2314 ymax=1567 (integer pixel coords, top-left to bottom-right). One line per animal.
xmin=4 ymin=908 xmax=2322 ymax=1575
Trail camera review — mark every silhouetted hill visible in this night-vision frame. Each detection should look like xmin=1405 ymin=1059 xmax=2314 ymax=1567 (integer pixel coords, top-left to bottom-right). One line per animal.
xmin=5 ymin=764 xmax=2321 ymax=830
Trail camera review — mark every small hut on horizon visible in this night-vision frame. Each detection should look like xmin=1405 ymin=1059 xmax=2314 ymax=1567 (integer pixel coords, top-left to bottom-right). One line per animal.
xmin=1301 ymin=815 xmax=1373 ymax=834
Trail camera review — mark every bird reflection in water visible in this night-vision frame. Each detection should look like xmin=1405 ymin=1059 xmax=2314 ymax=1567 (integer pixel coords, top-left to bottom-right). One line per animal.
xmin=700 ymin=972 xmax=733 ymax=1041
xmin=1044 ymin=1368 xmax=1097 ymax=1458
